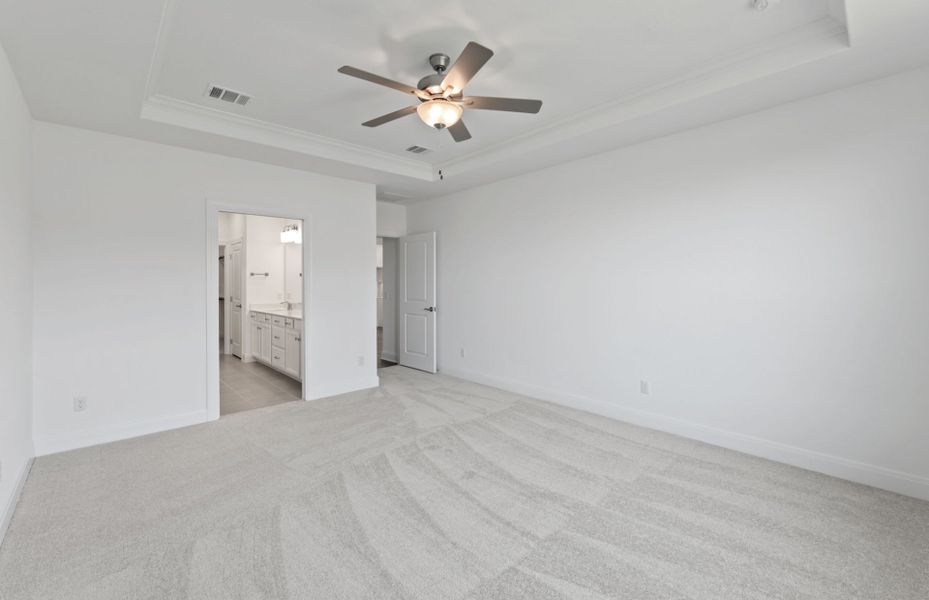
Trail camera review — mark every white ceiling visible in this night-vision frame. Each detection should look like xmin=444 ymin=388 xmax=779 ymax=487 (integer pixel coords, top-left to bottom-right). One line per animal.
xmin=1 ymin=1 xmax=928 ymax=202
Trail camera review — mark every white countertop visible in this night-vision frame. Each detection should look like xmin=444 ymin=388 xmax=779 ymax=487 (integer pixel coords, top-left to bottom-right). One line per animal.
xmin=250 ymin=306 xmax=303 ymax=320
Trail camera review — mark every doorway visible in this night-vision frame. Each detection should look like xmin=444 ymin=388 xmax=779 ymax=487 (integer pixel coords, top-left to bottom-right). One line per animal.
xmin=217 ymin=211 xmax=306 ymax=415
xmin=379 ymin=232 xmax=437 ymax=373
xmin=377 ymin=237 xmax=398 ymax=368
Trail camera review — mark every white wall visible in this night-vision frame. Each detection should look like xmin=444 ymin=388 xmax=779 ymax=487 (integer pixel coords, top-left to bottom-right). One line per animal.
xmin=376 ymin=201 xmax=407 ymax=238
xmin=408 ymin=67 xmax=929 ymax=500
xmin=244 ymin=214 xmax=299 ymax=306
xmin=284 ymin=242 xmax=302 ymax=303
xmin=32 ymin=123 xmax=377 ymax=454
xmin=0 ymin=40 xmax=34 ymax=540
xmin=218 ymin=211 xmax=244 ymax=243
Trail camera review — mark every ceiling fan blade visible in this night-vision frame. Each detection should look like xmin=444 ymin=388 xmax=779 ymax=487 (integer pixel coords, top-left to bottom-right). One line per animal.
xmin=441 ymin=42 xmax=494 ymax=93
xmin=362 ymin=106 xmax=418 ymax=127
xmin=461 ymin=96 xmax=542 ymax=114
xmin=447 ymin=119 xmax=472 ymax=142
xmin=338 ymin=66 xmax=423 ymax=97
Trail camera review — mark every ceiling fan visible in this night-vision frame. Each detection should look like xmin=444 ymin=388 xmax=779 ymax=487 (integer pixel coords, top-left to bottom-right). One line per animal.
xmin=337 ymin=42 xmax=542 ymax=142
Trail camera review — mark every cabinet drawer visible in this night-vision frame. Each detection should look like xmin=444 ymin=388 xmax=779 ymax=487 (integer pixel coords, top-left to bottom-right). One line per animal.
xmin=271 ymin=315 xmax=284 ymax=327
xmin=249 ymin=312 xmax=258 ymax=320
xmin=271 ymin=325 xmax=285 ymax=348
xmin=262 ymin=313 xmax=272 ymax=323
xmin=271 ymin=350 xmax=284 ymax=370
xmin=284 ymin=318 xmax=294 ymax=329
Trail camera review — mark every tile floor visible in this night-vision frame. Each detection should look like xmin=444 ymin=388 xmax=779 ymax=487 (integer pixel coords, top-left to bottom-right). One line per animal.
xmin=219 ymin=353 xmax=302 ymax=415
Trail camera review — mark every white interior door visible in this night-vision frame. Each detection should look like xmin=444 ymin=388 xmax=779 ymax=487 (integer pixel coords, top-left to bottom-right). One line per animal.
xmin=399 ymin=232 xmax=436 ymax=373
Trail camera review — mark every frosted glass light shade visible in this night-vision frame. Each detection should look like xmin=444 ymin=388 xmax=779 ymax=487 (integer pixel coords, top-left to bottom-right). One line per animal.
xmin=416 ymin=100 xmax=462 ymax=129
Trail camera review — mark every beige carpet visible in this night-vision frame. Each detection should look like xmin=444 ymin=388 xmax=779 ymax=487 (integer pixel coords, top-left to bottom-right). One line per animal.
xmin=1 ymin=366 xmax=928 ymax=599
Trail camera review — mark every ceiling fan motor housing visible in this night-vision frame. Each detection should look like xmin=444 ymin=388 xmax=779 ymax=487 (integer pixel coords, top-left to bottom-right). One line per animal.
xmin=417 ymin=72 xmax=445 ymax=94
xmin=428 ymin=53 xmax=450 ymax=72
xmin=418 ymin=54 xmax=452 ymax=95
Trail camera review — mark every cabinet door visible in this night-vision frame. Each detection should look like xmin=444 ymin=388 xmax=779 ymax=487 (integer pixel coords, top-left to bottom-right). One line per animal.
xmin=260 ymin=324 xmax=272 ymax=363
xmin=271 ymin=348 xmax=284 ymax=371
xmin=271 ymin=325 xmax=285 ymax=349
xmin=250 ymin=321 xmax=262 ymax=359
xmin=284 ymin=329 xmax=301 ymax=380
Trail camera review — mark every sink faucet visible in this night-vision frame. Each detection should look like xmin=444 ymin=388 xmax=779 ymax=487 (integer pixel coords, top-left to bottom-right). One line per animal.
xmin=281 ymin=301 xmax=292 ymax=311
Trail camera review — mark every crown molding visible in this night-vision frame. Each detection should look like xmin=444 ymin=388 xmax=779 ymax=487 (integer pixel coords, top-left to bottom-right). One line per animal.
xmin=141 ymin=95 xmax=436 ymax=181
xmin=437 ymin=16 xmax=850 ymax=179
xmin=140 ymin=0 xmax=434 ymax=181
xmin=142 ymin=0 xmax=180 ymax=101
xmin=140 ymin=1 xmax=848 ymax=188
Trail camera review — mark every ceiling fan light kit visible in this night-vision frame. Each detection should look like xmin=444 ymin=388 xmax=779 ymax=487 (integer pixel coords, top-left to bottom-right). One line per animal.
xmin=417 ymin=100 xmax=462 ymax=129
xmin=338 ymin=41 xmax=543 ymax=142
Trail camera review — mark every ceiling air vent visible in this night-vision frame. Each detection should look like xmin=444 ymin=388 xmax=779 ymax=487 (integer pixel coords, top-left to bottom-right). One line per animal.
xmin=205 ymin=84 xmax=251 ymax=106
xmin=405 ymin=145 xmax=430 ymax=154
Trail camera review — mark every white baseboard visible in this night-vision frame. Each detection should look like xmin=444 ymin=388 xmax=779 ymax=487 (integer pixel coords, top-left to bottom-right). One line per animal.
xmin=306 ymin=376 xmax=380 ymax=401
xmin=440 ymin=366 xmax=929 ymax=502
xmin=33 ymin=373 xmax=382 ymax=456
xmin=0 ymin=457 xmax=34 ymax=550
xmin=35 ymin=410 xmax=210 ymax=456
xmin=381 ymin=352 xmax=398 ymax=363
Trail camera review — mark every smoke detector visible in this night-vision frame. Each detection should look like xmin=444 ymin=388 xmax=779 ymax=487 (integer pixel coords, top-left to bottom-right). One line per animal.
xmin=204 ymin=84 xmax=251 ymax=106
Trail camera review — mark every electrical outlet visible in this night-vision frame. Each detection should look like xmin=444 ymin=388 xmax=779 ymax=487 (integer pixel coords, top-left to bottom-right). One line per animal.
xmin=357 ymin=356 xmax=364 ymax=367
xmin=73 ymin=396 xmax=87 ymax=412
xmin=640 ymin=381 xmax=650 ymax=396
xmin=459 ymin=348 xmax=466 ymax=358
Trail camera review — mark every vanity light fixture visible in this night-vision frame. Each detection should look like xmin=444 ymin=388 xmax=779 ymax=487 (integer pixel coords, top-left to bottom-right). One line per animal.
xmin=281 ymin=223 xmax=302 ymax=244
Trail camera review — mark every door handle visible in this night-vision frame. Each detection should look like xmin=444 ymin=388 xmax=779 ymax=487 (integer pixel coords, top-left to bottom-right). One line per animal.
xmin=424 ymin=306 xmax=436 ymax=312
